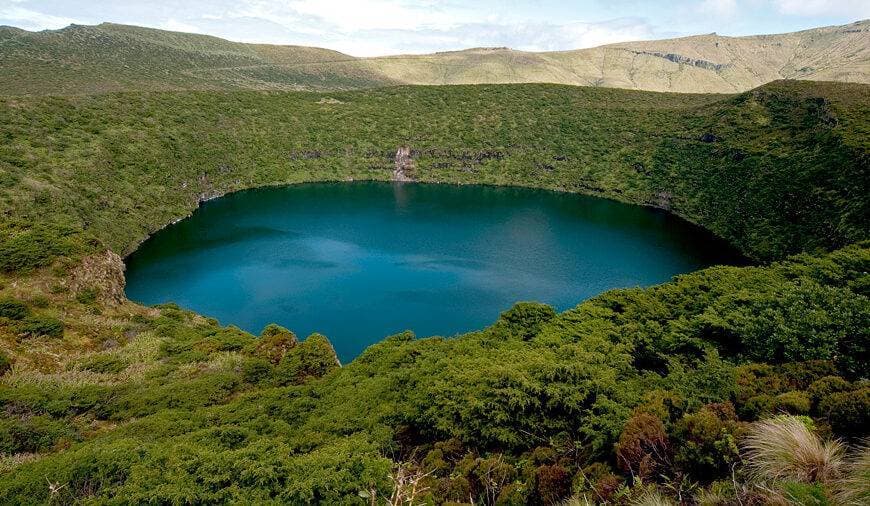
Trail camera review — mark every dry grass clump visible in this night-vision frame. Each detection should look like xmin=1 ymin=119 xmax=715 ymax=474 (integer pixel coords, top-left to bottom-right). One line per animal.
xmin=835 ymin=443 xmax=870 ymax=506
xmin=742 ymin=416 xmax=845 ymax=484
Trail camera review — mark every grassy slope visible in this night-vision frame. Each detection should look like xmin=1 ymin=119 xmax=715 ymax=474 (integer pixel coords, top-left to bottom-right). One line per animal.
xmin=1 ymin=21 xmax=868 ymax=95
xmin=0 ymin=81 xmax=866 ymax=503
xmin=0 ymin=23 xmax=397 ymax=95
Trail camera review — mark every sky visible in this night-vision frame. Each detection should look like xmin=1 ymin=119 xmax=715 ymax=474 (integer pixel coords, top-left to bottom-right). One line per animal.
xmin=1 ymin=0 xmax=868 ymax=56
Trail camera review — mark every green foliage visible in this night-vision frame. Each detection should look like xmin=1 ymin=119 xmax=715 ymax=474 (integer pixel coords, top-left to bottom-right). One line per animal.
xmin=80 ymin=354 xmax=126 ymax=374
xmin=275 ymin=333 xmax=339 ymax=383
xmin=820 ymin=388 xmax=870 ymax=440
xmin=0 ymin=80 xmax=865 ymax=502
xmin=496 ymin=302 xmax=557 ymax=340
xmin=0 ymin=297 xmax=27 ymax=320
xmin=16 ymin=315 xmax=64 ymax=338
xmin=0 ymin=225 xmax=73 ymax=272
xmin=0 ymin=82 xmax=865 ymax=264
xmin=0 ymin=414 xmax=77 ymax=454
xmin=780 ymin=481 xmax=831 ymax=506
xmin=774 ymin=391 xmax=812 ymax=415
xmin=75 ymin=287 xmax=100 ymax=304
xmin=672 ymin=403 xmax=743 ymax=481
xmin=807 ymin=376 xmax=851 ymax=412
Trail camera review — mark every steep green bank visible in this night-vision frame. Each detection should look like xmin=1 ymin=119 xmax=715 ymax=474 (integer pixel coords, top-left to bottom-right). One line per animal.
xmin=1 ymin=81 xmax=867 ymax=262
xmin=0 ymin=80 xmax=867 ymax=504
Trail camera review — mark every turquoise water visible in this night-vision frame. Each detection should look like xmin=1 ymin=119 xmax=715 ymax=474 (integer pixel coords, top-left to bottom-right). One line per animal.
xmin=125 ymin=182 xmax=743 ymax=362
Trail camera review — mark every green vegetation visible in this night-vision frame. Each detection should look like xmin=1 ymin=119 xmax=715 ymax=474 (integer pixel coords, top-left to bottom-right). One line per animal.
xmin=1 ymin=81 xmax=866 ymax=261
xmin=0 ymin=77 xmax=866 ymax=503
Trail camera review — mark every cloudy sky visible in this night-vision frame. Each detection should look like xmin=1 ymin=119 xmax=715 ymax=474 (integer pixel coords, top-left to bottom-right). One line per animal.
xmin=1 ymin=0 xmax=868 ymax=56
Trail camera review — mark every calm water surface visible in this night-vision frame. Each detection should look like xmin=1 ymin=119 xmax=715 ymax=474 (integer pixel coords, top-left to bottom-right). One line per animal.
xmin=125 ymin=182 xmax=743 ymax=362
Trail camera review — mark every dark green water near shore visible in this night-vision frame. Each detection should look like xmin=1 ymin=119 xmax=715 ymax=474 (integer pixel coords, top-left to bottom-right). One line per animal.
xmin=125 ymin=182 xmax=743 ymax=362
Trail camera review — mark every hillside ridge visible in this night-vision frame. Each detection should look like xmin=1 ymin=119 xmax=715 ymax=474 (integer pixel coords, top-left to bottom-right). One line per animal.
xmin=0 ymin=20 xmax=867 ymax=94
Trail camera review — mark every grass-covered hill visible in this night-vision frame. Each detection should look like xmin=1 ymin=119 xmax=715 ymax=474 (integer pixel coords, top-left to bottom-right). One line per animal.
xmin=0 ymin=80 xmax=867 ymax=504
xmin=1 ymin=20 xmax=869 ymax=96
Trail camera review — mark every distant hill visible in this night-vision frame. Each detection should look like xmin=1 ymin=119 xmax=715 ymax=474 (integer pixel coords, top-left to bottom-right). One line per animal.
xmin=0 ymin=20 xmax=867 ymax=95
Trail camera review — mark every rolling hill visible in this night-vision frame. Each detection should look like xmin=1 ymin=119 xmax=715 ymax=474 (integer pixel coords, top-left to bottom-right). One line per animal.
xmin=0 ymin=20 xmax=868 ymax=95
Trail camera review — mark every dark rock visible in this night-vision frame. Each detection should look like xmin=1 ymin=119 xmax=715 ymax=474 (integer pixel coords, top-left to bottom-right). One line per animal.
xmin=699 ymin=133 xmax=720 ymax=143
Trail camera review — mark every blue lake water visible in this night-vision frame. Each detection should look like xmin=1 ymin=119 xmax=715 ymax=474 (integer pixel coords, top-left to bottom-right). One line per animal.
xmin=124 ymin=182 xmax=743 ymax=362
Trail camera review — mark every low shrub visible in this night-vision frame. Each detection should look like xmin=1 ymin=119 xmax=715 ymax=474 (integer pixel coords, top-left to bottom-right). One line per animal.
xmin=820 ymin=388 xmax=870 ymax=439
xmin=673 ymin=403 xmax=743 ymax=480
xmin=0 ymin=297 xmax=27 ymax=320
xmin=535 ymin=464 xmax=571 ymax=505
xmin=0 ymin=226 xmax=72 ymax=273
xmin=275 ymin=333 xmax=339 ymax=384
xmin=496 ymin=302 xmax=556 ymax=340
xmin=773 ymin=391 xmax=811 ymax=415
xmin=615 ymin=412 xmax=671 ymax=481
xmin=0 ymin=414 xmax=78 ymax=454
xmin=807 ymin=376 xmax=852 ymax=411
xmin=17 ymin=315 xmax=64 ymax=338
xmin=80 ymin=354 xmax=126 ymax=374
xmin=75 ymin=287 xmax=99 ymax=304
xmin=242 ymin=357 xmax=273 ymax=384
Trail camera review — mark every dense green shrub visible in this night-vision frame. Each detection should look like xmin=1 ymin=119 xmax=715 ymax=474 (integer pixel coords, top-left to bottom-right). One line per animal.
xmin=820 ymin=388 xmax=870 ymax=439
xmin=75 ymin=287 xmax=99 ymax=304
xmin=17 ymin=315 xmax=64 ymax=338
xmin=0 ymin=225 xmax=73 ymax=272
xmin=0 ymin=414 xmax=77 ymax=454
xmin=807 ymin=376 xmax=852 ymax=411
xmin=0 ymin=297 xmax=27 ymax=320
xmin=773 ymin=391 xmax=812 ymax=415
xmin=80 ymin=354 xmax=126 ymax=374
xmin=275 ymin=333 xmax=339 ymax=383
xmin=779 ymin=361 xmax=839 ymax=390
xmin=495 ymin=302 xmax=557 ymax=340
xmin=740 ymin=395 xmax=776 ymax=420
xmin=241 ymin=357 xmax=273 ymax=384
xmin=672 ymin=403 xmax=743 ymax=480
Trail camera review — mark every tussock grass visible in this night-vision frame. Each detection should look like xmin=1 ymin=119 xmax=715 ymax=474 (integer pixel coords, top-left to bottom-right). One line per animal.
xmin=835 ymin=443 xmax=870 ymax=506
xmin=743 ymin=416 xmax=846 ymax=484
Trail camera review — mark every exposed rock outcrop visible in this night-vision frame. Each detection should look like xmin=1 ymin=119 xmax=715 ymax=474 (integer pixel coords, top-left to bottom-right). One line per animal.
xmin=69 ymin=250 xmax=126 ymax=305
xmin=628 ymin=50 xmax=730 ymax=72
xmin=393 ymin=146 xmax=415 ymax=182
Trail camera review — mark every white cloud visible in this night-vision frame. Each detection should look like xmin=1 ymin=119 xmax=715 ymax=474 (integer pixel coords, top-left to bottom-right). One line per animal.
xmin=284 ymin=0 xmax=461 ymax=31
xmin=162 ymin=18 xmax=204 ymax=34
xmin=696 ymin=0 xmax=739 ymax=17
xmin=772 ymin=0 xmax=870 ymax=17
xmin=552 ymin=19 xmax=657 ymax=49
xmin=0 ymin=6 xmax=79 ymax=30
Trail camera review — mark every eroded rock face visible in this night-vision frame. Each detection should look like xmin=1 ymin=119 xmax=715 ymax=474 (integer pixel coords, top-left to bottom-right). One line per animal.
xmin=393 ymin=146 xmax=415 ymax=182
xmin=69 ymin=250 xmax=126 ymax=305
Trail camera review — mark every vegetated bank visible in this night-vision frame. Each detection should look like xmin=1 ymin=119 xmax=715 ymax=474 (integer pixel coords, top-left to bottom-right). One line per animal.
xmin=0 ymin=80 xmax=867 ymax=504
